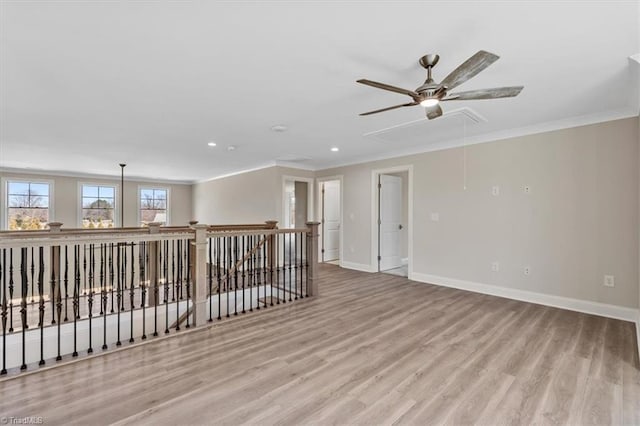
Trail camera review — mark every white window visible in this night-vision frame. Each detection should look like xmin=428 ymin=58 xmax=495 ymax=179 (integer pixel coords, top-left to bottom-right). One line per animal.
xmin=6 ymin=180 xmax=51 ymax=230
xmin=81 ymin=184 xmax=116 ymax=228
xmin=139 ymin=187 xmax=169 ymax=226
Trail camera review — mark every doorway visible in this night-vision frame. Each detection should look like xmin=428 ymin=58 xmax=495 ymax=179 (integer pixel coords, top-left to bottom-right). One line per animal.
xmin=372 ymin=167 xmax=412 ymax=278
xmin=319 ymin=179 xmax=341 ymax=264
xmin=282 ymin=176 xmax=314 ymax=228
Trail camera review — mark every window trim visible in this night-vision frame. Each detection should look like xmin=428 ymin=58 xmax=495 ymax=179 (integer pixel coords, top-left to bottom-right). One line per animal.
xmin=137 ymin=185 xmax=170 ymax=226
xmin=1 ymin=177 xmax=55 ymax=231
xmin=77 ymin=182 xmax=119 ymax=228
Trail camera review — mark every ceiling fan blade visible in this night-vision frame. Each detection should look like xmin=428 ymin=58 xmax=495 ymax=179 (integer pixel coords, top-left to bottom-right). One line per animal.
xmin=439 ymin=50 xmax=499 ymax=91
xmin=443 ymin=86 xmax=523 ymax=101
xmin=360 ymin=102 xmax=418 ymax=116
xmin=425 ymin=104 xmax=443 ymax=120
xmin=357 ymin=79 xmax=419 ymax=98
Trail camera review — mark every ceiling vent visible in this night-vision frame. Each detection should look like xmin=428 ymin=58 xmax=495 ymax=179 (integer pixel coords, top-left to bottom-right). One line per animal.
xmin=363 ymin=107 xmax=486 ymax=146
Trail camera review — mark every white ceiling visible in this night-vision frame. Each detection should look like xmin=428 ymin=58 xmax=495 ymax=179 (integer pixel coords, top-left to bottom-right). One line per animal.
xmin=1 ymin=1 xmax=638 ymax=183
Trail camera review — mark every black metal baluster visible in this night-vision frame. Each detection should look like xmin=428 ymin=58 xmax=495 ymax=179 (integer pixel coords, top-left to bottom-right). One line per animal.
xmin=88 ymin=244 xmax=94 ymax=354
xmin=299 ymin=232 xmax=303 ymax=299
xmin=181 ymin=240 xmax=186 ymax=301
xmin=254 ymin=235 xmax=259 ymax=311
xmin=288 ymin=233 xmax=292 ymax=302
xmin=242 ymin=235 xmax=246 ymax=314
xmin=63 ymin=245 xmax=69 ymax=321
xmin=224 ymin=237 xmax=231 ymax=318
xmin=140 ymin=241 xmax=147 ymax=340
xmin=171 ymin=240 xmax=176 ymax=302
xmin=233 ymin=236 xmax=238 ymax=316
xmin=217 ymin=237 xmax=221 ymax=320
xmin=276 ymin=233 xmax=281 ymax=305
xmin=73 ymin=245 xmax=79 ymax=357
xmin=56 ymin=247 xmax=65 ymax=361
xmin=30 ymin=247 xmax=35 ymax=303
xmin=121 ymin=243 xmax=127 ymax=312
xmin=248 ymin=235 xmax=253 ymax=311
xmin=262 ymin=234 xmax=267 ymax=308
xmin=164 ymin=240 xmax=169 ymax=334
xmin=8 ymin=249 xmax=13 ymax=332
xmin=50 ymin=246 xmax=56 ymax=325
xmin=38 ymin=246 xmax=45 ymax=365
xmin=82 ymin=244 xmax=87 ymax=296
xmin=153 ymin=240 xmax=159 ymax=337
xmin=175 ymin=240 xmax=180 ymax=331
xmin=109 ymin=243 xmax=114 ymax=314
xmin=102 ymin=244 xmax=108 ymax=350
xmin=1 ymin=249 xmax=7 ymax=374
xmin=185 ymin=239 xmax=191 ymax=329
xmin=129 ymin=242 xmax=135 ymax=343
xmin=270 ymin=234 xmax=274 ymax=306
xmin=20 ymin=248 xmax=27 ymax=369
xmin=208 ymin=237 xmax=213 ymax=322
xmin=305 ymin=231 xmax=309 ymax=297
xmin=116 ymin=243 xmax=121 ymax=346
xmin=281 ymin=232 xmax=286 ymax=304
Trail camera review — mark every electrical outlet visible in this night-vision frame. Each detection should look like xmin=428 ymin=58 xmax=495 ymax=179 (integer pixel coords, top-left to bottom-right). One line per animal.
xmin=524 ymin=185 xmax=531 ymax=194
xmin=604 ymin=275 xmax=615 ymax=287
xmin=492 ymin=185 xmax=500 ymax=196
xmin=491 ymin=262 xmax=500 ymax=272
xmin=524 ymin=266 xmax=531 ymax=276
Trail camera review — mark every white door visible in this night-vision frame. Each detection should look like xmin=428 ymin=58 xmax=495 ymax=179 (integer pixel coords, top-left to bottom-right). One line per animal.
xmin=379 ymin=175 xmax=402 ymax=271
xmin=322 ymin=181 xmax=341 ymax=262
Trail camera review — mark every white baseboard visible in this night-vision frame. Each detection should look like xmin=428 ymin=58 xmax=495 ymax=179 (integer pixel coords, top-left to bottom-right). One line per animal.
xmin=411 ymin=272 xmax=639 ymax=323
xmin=341 ymin=261 xmax=376 ymax=273
xmin=401 ymin=258 xmax=409 ymax=266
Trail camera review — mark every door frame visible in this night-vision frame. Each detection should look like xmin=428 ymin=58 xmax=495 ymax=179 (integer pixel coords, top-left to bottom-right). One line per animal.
xmin=370 ymin=165 xmax=413 ymax=277
xmin=281 ymin=175 xmax=315 ymax=228
xmin=316 ymin=175 xmax=344 ymax=265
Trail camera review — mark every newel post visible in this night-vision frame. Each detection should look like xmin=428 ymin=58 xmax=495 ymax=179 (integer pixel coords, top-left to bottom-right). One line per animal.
xmin=48 ymin=222 xmax=63 ymax=326
xmin=265 ymin=221 xmax=278 ymax=284
xmin=306 ymin=222 xmax=320 ymax=296
xmin=191 ymin=224 xmax=208 ymax=327
xmin=147 ymin=223 xmax=161 ymax=306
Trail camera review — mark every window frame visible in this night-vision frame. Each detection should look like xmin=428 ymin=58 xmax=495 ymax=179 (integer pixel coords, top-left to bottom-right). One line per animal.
xmin=1 ymin=177 xmax=55 ymax=231
xmin=137 ymin=186 xmax=170 ymax=226
xmin=77 ymin=182 xmax=119 ymax=228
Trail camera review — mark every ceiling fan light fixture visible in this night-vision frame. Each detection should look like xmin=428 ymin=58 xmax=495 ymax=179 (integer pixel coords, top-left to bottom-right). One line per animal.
xmin=420 ymin=98 xmax=439 ymax=108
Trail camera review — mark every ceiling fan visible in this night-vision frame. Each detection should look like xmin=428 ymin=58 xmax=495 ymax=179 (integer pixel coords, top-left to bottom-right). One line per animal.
xmin=357 ymin=50 xmax=523 ymax=120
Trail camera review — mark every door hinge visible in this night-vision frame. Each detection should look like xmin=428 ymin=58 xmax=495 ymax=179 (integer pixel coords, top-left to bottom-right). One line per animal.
xmin=377 ymin=255 xmax=382 ymax=261
xmin=321 ymin=249 xmax=325 ymax=253
xmin=378 ymin=219 xmax=381 ymax=225
xmin=378 ymin=183 xmax=382 ymax=189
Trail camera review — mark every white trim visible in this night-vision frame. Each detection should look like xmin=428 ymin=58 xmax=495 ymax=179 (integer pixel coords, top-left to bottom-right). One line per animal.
xmin=1 ymin=176 xmax=55 ymax=231
xmin=401 ymin=257 xmax=408 ymax=266
xmin=316 ymin=175 xmax=344 ymax=265
xmin=77 ymin=182 xmax=120 ymax=228
xmin=137 ymin=185 xmax=171 ymax=227
xmin=630 ymin=53 xmax=640 ymax=64
xmin=370 ymin=165 xmax=414 ymax=277
xmin=281 ymin=175 xmax=315 ymax=226
xmin=411 ymin=272 xmax=639 ymax=323
xmin=0 ymin=167 xmax=191 ymax=185
xmin=340 ymin=261 xmax=376 ymax=273
xmin=274 ymin=160 xmax=317 ymax=171
xmin=195 ymin=162 xmax=278 ymax=184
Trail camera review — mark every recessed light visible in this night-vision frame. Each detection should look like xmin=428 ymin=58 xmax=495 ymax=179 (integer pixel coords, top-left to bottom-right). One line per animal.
xmin=271 ymin=125 xmax=288 ymax=132
xmin=331 ymin=147 xmax=339 ymax=152
xmin=207 ymin=142 xmax=217 ymax=147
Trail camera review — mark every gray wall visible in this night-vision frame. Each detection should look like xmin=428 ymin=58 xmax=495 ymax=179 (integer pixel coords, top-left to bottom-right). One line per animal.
xmin=0 ymin=171 xmax=192 ymax=228
xmin=317 ymin=117 xmax=639 ymax=308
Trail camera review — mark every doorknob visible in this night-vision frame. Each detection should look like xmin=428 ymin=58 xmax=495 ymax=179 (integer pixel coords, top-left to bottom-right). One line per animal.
xmin=398 ymin=224 xmax=403 ymax=230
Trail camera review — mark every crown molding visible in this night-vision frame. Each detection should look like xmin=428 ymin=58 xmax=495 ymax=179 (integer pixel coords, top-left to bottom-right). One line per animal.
xmin=0 ymin=167 xmax=192 ymax=185
xmin=312 ymin=107 xmax=639 ymax=172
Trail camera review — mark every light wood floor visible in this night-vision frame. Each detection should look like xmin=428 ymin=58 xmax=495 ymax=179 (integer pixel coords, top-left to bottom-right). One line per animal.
xmin=0 ymin=264 xmax=638 ymax=425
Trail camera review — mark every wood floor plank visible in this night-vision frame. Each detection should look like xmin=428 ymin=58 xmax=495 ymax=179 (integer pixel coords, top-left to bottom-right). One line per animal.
xmin=0 ymin=264 xmax=637 ymax=425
